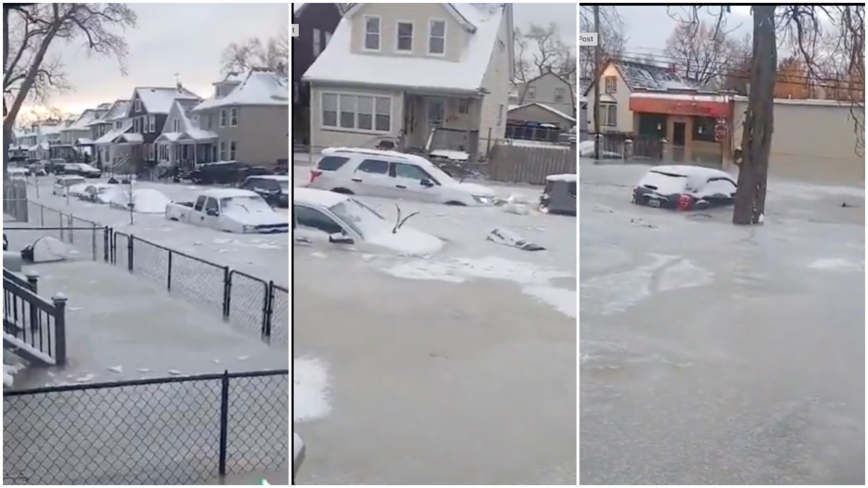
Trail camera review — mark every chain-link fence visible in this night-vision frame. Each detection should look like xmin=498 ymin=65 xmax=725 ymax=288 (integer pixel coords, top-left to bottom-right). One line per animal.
xmin=3 ymin=370 xmax=288 ymax=485
xmin=228 ymin=270 xmax=270 ymax=339
xmin=269 ymin=284 xmax=289 ymax=346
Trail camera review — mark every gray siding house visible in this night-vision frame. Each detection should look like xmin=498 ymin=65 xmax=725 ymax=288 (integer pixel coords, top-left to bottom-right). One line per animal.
xmin=192 ymin=68 xmax=289 ymax=168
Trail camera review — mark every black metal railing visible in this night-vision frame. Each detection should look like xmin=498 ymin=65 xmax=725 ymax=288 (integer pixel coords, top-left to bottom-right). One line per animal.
xmin=3 ymin=369 xmax=288 ymax=485
xmin=110 ymin=232 xmax=286 ymax=344
xmin=2 ymin=270 xmax=67 ymax=366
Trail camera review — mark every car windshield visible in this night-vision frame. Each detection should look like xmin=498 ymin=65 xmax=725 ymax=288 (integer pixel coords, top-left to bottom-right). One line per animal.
xmin=220 ymin=195 xmax=272 ymax=213
xmin=329 ymin=198 xmax=388 ymax=238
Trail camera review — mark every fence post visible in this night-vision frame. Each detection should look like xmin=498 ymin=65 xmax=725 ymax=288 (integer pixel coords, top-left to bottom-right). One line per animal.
xmin=128 ymin=235 xmax=134 ymax=272
xmin=218 ymin=370 xmax=230 ymax=477
xmin=222 ymin=268 xmax=232 ymax=320
xmin=25 ymin=270 xmax=39 ymax=293
xmin=52 ymin=293 xmax=67 ymax=366
xmin=68 ymin=215 xmax=74 ymax=245
xmin=167 ymin=250 xmax=173 ymax=291
xmin=104 ymin=227 xmax=110 ymax=262
xmin=26 ymin=271 xmax=39 ymax=332
xmin=40 ymin=205 xmax=44 ymax=226
xmin=263 ymin=281 xmax=274 ymax=340
xmin=59 ymin=212 xmax=65 ymax=241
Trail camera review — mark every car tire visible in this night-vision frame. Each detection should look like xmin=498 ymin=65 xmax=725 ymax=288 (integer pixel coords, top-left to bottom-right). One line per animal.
xmin=444 ymin=201 xmax=467 ymax=206
xmin=331 ymin=188 xmax=354 ymax=195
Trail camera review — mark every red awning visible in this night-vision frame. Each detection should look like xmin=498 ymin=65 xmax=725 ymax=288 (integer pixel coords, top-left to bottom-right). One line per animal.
xmin=630 ymin=96 xmax=731 ymax=119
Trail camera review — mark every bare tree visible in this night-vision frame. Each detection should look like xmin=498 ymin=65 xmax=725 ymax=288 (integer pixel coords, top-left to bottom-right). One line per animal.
xmin=3 ymin=3 xmax=137 ymax=171
xmin=514 ymin=23 xmax=576 ymax=86
xmin=579 ymin=5 xmax=625 ymax=81
xmin=221 ymin=28 xmax=290 ymax=77
xmin=665 ymin=7 xmax=745 ymax=86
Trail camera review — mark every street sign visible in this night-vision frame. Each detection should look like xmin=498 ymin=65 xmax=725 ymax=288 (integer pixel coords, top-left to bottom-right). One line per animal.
xmin=714 ymin=123 xmax=728 ymax=142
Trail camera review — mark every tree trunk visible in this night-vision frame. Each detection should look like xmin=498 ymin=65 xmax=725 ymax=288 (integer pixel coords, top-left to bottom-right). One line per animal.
xmin=732 ymin=5 xmax=777 ymax=225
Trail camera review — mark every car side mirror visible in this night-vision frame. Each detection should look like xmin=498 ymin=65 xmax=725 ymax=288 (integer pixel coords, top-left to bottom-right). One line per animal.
xmin=328 ymin=233 xmax=354 ymax=245
xmin=420 ymin=178 xmax=434 ymax=187
xmin=206 ymin=209 xmax=219 ymax=217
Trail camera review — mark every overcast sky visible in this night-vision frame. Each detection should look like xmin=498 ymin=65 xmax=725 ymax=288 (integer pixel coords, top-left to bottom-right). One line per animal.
xmin=26 ymin=3 xmax=287 ymax=117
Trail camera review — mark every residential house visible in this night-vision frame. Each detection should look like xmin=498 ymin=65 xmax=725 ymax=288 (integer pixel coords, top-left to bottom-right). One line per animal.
xmin=98 ymin=85 xmax=201 ymax=171
xmin=8 ymin=129 xmax=28 ymax=161
xmin=578 ymin=77 xmax=589 ymax=139
xmin=91 ymin=100 xmax=131 ymax=168
xmin=302 ymin=3 xmax=515 ymax=156
xmin=583 ymin=59 xmax=704 ymax=136
xmin=292 ymin=3 xmax=344 ymax=144
xmin=506 ymin=102 xmax=575 ymax=142
xmin=155 ymin=98 xmax=218 ymax=170
xmin=191 ymin=68 xmax=289 ymax=167
xmin=515 ymin=70 xmax=575 ymax=118
xmin=59 ymin=105 xmax=110 ymax=162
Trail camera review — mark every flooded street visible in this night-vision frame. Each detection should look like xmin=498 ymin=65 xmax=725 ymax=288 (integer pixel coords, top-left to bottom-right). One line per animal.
xmin=580 ymin=163 xmax=865 ymax=484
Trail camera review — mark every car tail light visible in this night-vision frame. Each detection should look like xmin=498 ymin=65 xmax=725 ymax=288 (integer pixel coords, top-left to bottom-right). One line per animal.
xmin=309 ymin=170 xmax=322 ymax=184
xmin=677 ymin=194 xmax=692 ymax=210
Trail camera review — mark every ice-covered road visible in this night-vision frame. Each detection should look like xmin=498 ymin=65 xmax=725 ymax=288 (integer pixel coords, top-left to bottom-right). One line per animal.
xmin=25 ymin=178 xmax=288 ymax=285
xmin=292 ymin=165 xmax=577 ymax=484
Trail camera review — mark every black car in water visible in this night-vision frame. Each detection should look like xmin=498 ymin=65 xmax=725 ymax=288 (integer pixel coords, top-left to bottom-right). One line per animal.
xmin=632 ymin=165 xmax=737 ymax=211
xmin=540 ymin=174 xmax=577 ymax=216
xmin=189 ymin=161 xmax=273 ymax=185
xmin=240 ymin=175 xmax=289 ymax=208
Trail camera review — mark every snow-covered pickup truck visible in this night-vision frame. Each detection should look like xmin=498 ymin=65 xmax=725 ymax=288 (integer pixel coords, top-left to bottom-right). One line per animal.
xmin=165 ymin=189 xmax=289 ymax=234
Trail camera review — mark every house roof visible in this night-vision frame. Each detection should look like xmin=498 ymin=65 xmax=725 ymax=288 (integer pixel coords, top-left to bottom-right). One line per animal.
xmin=213 ymin=72 xmax=245 ymax=86
xmin=132 ymin=86 xmax=201 ymax=114
xmin=94 ymin=119 xmax=132 ymax=145
xmin=507 ymin=102 xmax=576 ymax=123
xmin=158 ymin=99 xmax=218 ymax=142
xmin=583 ymin=60 xmax=705 ymax=96
xmin=88 ymin=99 xmax=130 ymax=126
xmin=194 ymin=69 xmax=288 ymax=111
xmin=303 ymin=3 xmax=512 ymax=93
xmin=62 ymin=109 xmax=100 ymax=131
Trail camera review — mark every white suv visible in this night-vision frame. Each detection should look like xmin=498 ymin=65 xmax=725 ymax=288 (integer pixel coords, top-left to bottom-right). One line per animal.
xmin=306 ymin=147 xmax=495 ymax=206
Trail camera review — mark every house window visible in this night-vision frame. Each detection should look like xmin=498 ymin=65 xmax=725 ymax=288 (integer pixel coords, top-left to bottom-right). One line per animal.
xmin=229 ymin=141 xmax=237 ymax=160
xmin=220 ymin=109 xmax=227 ymax=127
xmin=173 ymin=119 xmax=180 ymax=132
xmin=428 ymin=20 xmax=446 ymax=55
xmin=134 ymin=99 xmax=142 ymax=112
xmin=457 ymin=99 xmax=470 ymax=115
xmin=604 ymin=76 xmax=617 ymax=94
xmin=313 ymin=28 xmax=322 ymax=57
xmin=148 ymin=115 xmax=155 ymax=133
xmin=133 ymin=117 xmax=140 ymax=133
xmin=219 ymin=140 xmax=227 ymax=161
xmin=527 ymin=86 xmax=537 ymax=101
xmin=601 ymin=103 xmax=617 ymax=127
xmin=397 ymin=22 xmax=413 ymax=52
xmin=321 ymin=93 xmax=391 ymax=133
xmin=204 ymin=114 xmax=211 ymax=129
xmin=230 ymin=108 xmax=238 ymax=127
xmin=554 ymin=87 xmax=566 ymax=103
xmin=364 ymin=15 xmax=380 ymax=51
xmin=692 ymin=116 xmax=717 ymax=142
xmin=497 ymin=104 xmax=504 ymax=126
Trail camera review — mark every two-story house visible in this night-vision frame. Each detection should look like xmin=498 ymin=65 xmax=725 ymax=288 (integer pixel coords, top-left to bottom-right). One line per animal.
xmin=514 ymin=70 xmax=575 ymax=118
xmin=91 ymin=100 xmax=131 ymax=168
xmin=191 ymin=68 xmax=289 ymax=167
xmin=155 ymin=98 xmax=217 ymax=170
xmin=60 ymin=104 xmax=110 ymax=162
xmin=99 ymin=85 xmax=201 ymax=171
xmin=293 ymin=3 xmax=344 ymax=145
xmin=302 ymin=3 xmax=515 ymax=157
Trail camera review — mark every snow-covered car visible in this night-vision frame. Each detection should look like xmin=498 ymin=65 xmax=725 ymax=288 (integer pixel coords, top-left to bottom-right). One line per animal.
xmin=78 ymin=183 xmax=114 ymax=203
xmin=166 ymin=189 xmax=288 ymax=234
xmin=108 ymin=188 xmax=171 ymax=214
xmin=293 ymin=187 xmax=443 ymax=255
xmin=307 ymin=147 xmax=496 ymax=206
xmin=52 ymin=176 xmax=86 ymax=196
xmin=240 ymin=175 xmax=289 ymax=208
xmin=62 ymin=163 xmax=101 ymax=178
xmin=579 ymin=140 xmax=621 ymax=159
xmin=632 ymin=165 xmax=737 ymax=210
xmin=540 ymin=174 xmax=577 ymax=215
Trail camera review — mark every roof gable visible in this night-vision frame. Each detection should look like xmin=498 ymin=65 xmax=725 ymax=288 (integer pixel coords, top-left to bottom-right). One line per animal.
xmin=193 ymin=69 xmax=288 ymax=111
xmin=129 ymin=86 xmax=202 ymax=115
xmin=344 ymin=3 xmax=477 ymax=32
xmin=294 ymin=3 xmax=344 ymax=17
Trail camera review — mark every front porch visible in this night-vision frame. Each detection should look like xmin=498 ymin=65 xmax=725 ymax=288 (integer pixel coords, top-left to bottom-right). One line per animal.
xmin=156 ymin=132 xmax=217 ymax=172
xmin=401 ymin=93 xmax=481 ymax=155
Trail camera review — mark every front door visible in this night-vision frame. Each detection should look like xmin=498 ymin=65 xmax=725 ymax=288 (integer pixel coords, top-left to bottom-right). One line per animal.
xmin=425 ymin=98 xmax=446 ymax=146
xmin=673 ymin=122 xmax=686 ymax=146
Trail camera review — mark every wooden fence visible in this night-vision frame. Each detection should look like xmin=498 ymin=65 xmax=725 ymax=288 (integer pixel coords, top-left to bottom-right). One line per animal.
xmin=486 ymin=143 xmax=577 ymax=185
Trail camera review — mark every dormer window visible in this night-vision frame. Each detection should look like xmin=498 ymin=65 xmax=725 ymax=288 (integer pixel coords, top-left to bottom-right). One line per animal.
xmin=428 ymin=20 xmax=446 ymax=55
xmin=364 ymin=15 xmax=380 ymax=51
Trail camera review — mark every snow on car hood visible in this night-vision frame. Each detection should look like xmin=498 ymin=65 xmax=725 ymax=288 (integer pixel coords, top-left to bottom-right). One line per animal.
xmin=365 ymin=226 xmax=444 ymax=255
xmin=222 ymin=197 xmax=287 ymax=226
xmin=637 ymin=171 xmax=688 ymax=195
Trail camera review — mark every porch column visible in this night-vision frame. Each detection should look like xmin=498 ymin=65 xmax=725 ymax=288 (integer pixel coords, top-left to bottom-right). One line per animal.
xmin=194 ymin=143 xmax=197 ymax=165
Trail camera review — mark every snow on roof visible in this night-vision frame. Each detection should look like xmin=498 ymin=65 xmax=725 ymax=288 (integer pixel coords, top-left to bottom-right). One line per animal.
xmin=121 ymin=133 xmax=144 ymax=143
xmin=194 ymin=69 xmax=288 ymax=110
xmin=294 ymin=187 xmax=349 ymax=208
xmin=94 ymin=122 xmax=131 ymax=145
xmin=508 ymin=102 xmax=576 ymax=122
xmin=166 ymin=99 xmax=218 ymax=140
xmin=134 ymin=87 xmax=201 ymax=114
xmin=63 ymin=109 xmax=100 ymax=131
xmin=303 ymin=4 xmax=506 ymax=93
xmin=39 ymin=124 xmax=61 ymax=136
xmin=88 ymin=99 xmax=130 ymax=126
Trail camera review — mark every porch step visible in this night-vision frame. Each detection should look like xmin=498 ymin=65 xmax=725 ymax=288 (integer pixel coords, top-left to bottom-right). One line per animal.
xmin=3 ymin=328 xmax=55 ymax=367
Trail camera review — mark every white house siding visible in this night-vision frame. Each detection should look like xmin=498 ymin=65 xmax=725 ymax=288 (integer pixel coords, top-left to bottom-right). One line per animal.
xmin=309 ymin=84 xmax=405 ymax=150
xmin=519 ymin=72 xmax=575 ymax=116
xmin=731 ymin=98 xmax=865 ymax=184
xmin=584 ymin=63 xmax=633 ymax=133
xmin=477 ymin=10 xmax=511 ymax=151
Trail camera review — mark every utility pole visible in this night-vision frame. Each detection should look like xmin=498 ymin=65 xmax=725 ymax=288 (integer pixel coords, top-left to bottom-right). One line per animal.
xmin=593 ymin=5 xmax=601 ymax=160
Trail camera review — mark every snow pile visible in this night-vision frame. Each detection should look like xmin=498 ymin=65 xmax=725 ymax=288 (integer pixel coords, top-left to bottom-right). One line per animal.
xmin=487 ymin=228 xmax=545 ymax=251
xmin=107 ymin=188 xmax=171 ymax=214
xmin=3 ymin=361 xmax=25 ymax=388
xmin=26 ymin=236 xmax=77 ymax=263
xmin=293 ymin=357 xmax=331 ymax=422
xmin=429 ymin=150 xmax=470 ymax=161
